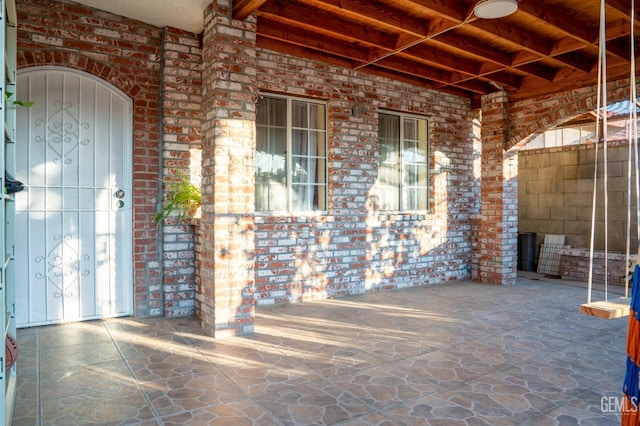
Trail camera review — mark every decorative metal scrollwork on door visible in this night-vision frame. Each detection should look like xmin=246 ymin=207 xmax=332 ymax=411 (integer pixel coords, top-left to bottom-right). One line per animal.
xmin=34 ymin=100 xmax=91 ymax=165
xmin=35 ymin=235 xmax=90 ymax=298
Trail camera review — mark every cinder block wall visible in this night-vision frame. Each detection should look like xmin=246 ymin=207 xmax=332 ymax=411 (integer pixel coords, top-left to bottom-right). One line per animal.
xmin=519 ymin=141 xmax=637 ymax=253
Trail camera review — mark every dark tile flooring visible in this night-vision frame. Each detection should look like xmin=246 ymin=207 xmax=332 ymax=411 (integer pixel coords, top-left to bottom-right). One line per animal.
xmin=12 ymin=275 xmax=628 ymax=425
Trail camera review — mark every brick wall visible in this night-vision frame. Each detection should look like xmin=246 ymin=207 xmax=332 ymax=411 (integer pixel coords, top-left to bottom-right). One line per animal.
xmin=159 ymin=28 xmax=202 ymax=317
xmin=25 ymin=0 xmax=632 ymax=320
xmin=252 ymin=50 xmax=477 ymax=304
xmin=15 ymin=0 xmax=481 ymax=322
xmin=509 ymin=80 xmax=632 ymax=150
xmin=198 ymin=1 xmax=257 ymax=336
xmin=17 ymin=0 xmax=165 ymax=317
xmin=559 ymin=248 xmax=635 ymax=287
xmin=476 ymin=92 xmax=518 ymax=285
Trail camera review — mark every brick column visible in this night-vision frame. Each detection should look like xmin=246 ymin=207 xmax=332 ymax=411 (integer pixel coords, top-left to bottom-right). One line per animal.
xmin=477 ymin=91 xmax=518 ymax=285
xmin=160 ymin=27 xmax=202 ymax=317
xmin=199 ymin=0 xmax=256 ymax=336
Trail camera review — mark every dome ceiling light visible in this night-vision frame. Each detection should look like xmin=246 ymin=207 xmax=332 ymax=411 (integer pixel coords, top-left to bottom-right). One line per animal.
xmin=473 ymin=0 xmax=518 ymax=19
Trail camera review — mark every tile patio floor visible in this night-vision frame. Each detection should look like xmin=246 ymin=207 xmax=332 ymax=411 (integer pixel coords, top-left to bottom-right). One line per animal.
xmin=11 ymin=274 xmax=630 ymax=425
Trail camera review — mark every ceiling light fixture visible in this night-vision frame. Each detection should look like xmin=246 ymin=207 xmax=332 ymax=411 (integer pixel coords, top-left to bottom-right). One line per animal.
xmin=473 ymin=0 xmax=518 ymax=19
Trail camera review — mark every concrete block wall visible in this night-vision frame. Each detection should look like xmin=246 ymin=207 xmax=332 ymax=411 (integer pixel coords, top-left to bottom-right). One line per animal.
xmin=519 ymin=142 xmax=638 ymax=253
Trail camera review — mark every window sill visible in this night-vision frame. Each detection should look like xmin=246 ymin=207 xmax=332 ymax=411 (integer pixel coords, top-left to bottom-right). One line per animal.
xmin=375 ymin=211 xmax=430 ymax=221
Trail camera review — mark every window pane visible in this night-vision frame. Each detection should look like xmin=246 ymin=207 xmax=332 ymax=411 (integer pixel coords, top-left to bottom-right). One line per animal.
xmin=269 ymin=98 xmax=287 ymax=126
xmin=403 ymin=117 xmax=429 ymax=211
xmin=256 ymin=96 xmax=288 ymax=211
xmin=376 ymin=114 xmax=400 ymax=210
xmin=404 ymin=119 xmax=416 ymax=141
xmin=376 ymin=113 xmax=429 ymax=211
xmin=309 ymin=103 xmax=326 ymax=130
xmin=292 ymin=101 xmax=307 ymax=128
xmin=292 ymin=129 xmax=309 ymax=156
xmin=292 ymin=155 xmax=325 ymax=210
xmin=404 ymin=186 xmax=428 ymax=210
xmin=292 ymin=184 xmax=323 ymax=210
xmin=255 ymin=96 xmax=327 ymax=212
xmin=292 ymin=156 xmax=325 ymax=184
xmin=292 ymin=130 xmax=323 ymax=157
xmin=292 ymin=157 xmax=310 ymax=184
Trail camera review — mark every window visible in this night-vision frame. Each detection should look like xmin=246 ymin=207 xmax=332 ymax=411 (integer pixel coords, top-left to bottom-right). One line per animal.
xmin=375 ymin=112 xmax=429 ymax=211
xmin=255 ymin=95 xmax=327 ymax=212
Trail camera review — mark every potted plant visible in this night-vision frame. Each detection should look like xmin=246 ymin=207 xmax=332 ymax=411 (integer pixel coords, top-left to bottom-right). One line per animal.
xmin=153 ymin=171 xmax=201 ymax=224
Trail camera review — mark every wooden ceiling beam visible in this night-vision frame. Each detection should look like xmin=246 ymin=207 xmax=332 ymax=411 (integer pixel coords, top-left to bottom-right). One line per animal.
xmin=606 ymin=0 xmax=640 ymax=28
xmin=449 ymin=70 xmax=520 ymax=91
xmin=518 ymin=1 xmax=633 ymax=62
xmin=470 ymin=19 xmax=601 ymax=72
xmin=258 ymin=20 xmax=374 ymax=62
xmin=433 ymin=32 xmax=557 ymax=82
xmin=258 ymin=5 xmax=399 ymax=50
xmin=260 ymin=14 xmax=469 ymax=80
xmin=517 ymin=1 xmax=597 ymax=45
xmin=285 ymin=0 xmax=573 ymax=88
xmin=258 ymin=34 xmax=473 ymax=99
xmin=398 ymin=44 xmax=482 ymax=76
xmin=375 ymin=55 xmax=464 ymax=88
xmin=390 ymin=0 xmax=470 ymax=23
xmin=256 ymin=36 xmax=356 ymax=69
xmin=365 ymin=65 xmax=473 ymax=98
xmin=251 ymin=0 xmax=633 ymax=103
xmin=435 ymin=78 xmax=493 ymax=94
xmin=260 ymin=2 xmax=525 ymax=93
xmin=233 ymin=0 xmax=268 ymax=20
xmin=294 ymin=0 xmax=432 ymax=36
xmin=258 ymin=18 xmax=488 ymax=93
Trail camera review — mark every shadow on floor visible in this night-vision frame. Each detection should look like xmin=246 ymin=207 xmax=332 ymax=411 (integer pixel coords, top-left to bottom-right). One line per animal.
xmin=12 ymin=274 xmax=628 ymax=425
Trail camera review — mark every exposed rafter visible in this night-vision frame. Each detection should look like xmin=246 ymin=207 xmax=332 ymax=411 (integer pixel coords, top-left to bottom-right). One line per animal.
xmin=232 ymin=0 xmax=640 ymax=104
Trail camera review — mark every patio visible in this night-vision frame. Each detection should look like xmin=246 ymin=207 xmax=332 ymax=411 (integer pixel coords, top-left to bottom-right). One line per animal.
xmin=11 ymin=274 xmax=628 ymax=425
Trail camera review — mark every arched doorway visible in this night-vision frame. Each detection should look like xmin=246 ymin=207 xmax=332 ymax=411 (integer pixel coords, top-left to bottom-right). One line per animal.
xmin=15 ymin=67 xmax=133 ymax=326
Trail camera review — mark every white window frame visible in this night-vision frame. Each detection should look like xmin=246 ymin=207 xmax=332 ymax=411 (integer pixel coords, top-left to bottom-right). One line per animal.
xmin=255 ymin=93 xmax=328 ymax=214
xmin=376 ymin=110 xmax=430 ymax=212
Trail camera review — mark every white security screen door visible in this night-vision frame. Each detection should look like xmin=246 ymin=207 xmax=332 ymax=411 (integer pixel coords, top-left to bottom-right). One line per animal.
xmin=15 ymin=67 xmax=133 ymax=327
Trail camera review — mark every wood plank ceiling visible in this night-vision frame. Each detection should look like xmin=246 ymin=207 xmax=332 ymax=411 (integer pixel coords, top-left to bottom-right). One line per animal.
xmin=233 ymin=0 xmax=640 ymax=107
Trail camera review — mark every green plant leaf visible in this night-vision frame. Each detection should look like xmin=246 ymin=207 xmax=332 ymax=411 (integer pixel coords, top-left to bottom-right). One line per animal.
xmin=153 ymin=171 xmax=202 ymax=225
xmin=5 ymin=91 xmax=34 ymax=108
xmin=13 ymin=99 xmax=34 ymax=108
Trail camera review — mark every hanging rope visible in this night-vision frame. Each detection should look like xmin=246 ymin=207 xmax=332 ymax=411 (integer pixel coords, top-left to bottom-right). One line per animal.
xmin=623 ymin=0 xmax=640 ymax=423
xmin=587 ymin=0 xmax=609 ymax=306
xmin=626 ymin=0 xmax=640 ymax=301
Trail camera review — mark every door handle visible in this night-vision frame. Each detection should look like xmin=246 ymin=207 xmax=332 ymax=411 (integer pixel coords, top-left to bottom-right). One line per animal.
xmin=114 ymin=189 xmax=125 ymax=198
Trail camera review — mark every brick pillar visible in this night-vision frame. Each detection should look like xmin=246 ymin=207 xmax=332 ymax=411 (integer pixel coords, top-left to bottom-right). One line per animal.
xmin=200 ymin=0 xmax=256 ymax=336
xmin=477 ymin=91 xmax=518 ymax=285
xmin=160 ymin=27 xmax=203 ymax=317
